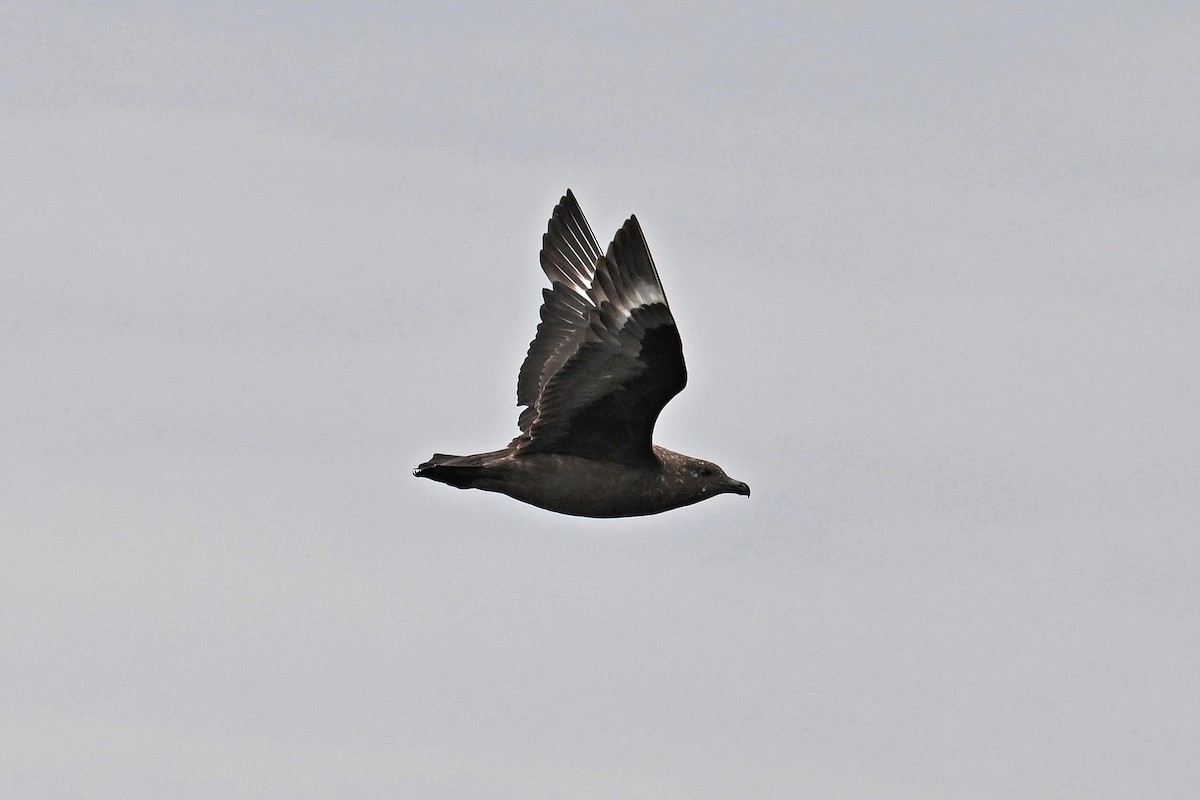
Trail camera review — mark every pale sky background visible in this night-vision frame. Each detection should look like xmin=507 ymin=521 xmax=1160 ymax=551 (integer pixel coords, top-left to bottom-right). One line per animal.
xmin=3 ymin=3 xmax=1199 ymax=798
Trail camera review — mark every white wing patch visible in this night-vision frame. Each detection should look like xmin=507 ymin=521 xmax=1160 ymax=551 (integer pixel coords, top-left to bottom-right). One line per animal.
xmin=596 ymin=277 xmax=663 ymax=326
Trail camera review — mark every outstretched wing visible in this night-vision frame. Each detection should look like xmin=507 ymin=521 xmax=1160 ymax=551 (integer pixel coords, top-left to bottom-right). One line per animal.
xmin=513 ymin=192 xmax=686 ymax=465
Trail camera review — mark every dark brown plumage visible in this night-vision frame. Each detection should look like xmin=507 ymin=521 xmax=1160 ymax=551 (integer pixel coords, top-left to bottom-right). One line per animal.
xmin=414 ymin=190 xmax=749 ymax=517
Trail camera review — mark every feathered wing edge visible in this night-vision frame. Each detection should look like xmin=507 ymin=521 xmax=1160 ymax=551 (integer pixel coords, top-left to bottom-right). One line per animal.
xmin=515 ymin=191 xmax=603 ymax=431
xmin=592 ymin=214 xmax=672 ymax=319
xmin=539 ymin=190 xmax=601 ymax=299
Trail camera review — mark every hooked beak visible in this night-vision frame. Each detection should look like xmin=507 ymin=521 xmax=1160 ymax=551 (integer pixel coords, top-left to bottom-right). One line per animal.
xmin=728 ymin=479 xmax=751 ymax=497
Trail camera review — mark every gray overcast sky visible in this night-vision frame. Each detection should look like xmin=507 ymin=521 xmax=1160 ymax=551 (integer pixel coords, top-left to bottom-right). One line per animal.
xmin=3 ymin=2 xmax=1198 ymax=798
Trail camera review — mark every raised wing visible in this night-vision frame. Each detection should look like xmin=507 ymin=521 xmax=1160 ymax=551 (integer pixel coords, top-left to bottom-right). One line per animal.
xmin=515 ymin=190 xmax=603 ymax=432
xmin=513 ymin=192 xmax=687 ymax=465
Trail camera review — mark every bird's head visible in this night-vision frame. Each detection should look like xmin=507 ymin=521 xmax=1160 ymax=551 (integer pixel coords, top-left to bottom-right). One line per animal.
xmin=687 ymin=458 xmax=751 ymax=498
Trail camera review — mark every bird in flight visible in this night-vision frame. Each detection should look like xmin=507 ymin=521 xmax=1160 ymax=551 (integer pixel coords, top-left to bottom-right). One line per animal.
xmin=414 ymin=190 xmax=749 ymax=517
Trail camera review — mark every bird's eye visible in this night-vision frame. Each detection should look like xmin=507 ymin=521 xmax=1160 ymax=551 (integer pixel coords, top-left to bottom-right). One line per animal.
xmin=699 ymin=467 xmax=712 ymax=476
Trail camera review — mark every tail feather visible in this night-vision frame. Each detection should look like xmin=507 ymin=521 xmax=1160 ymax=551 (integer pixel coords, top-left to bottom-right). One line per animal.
xmin=413 ymin=451 xmax=500 ymax=490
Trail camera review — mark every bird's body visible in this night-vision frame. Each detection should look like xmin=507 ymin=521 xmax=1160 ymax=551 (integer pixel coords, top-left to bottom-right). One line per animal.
xmin=414 ymin=190 xmax=749 ymax=517
xmin=418 ymin=446 xmax=738 ymax=518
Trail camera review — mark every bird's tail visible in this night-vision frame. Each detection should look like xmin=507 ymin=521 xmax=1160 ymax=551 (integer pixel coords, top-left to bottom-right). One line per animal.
xmin=413 ymin=452 xmax=499 ymax=489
